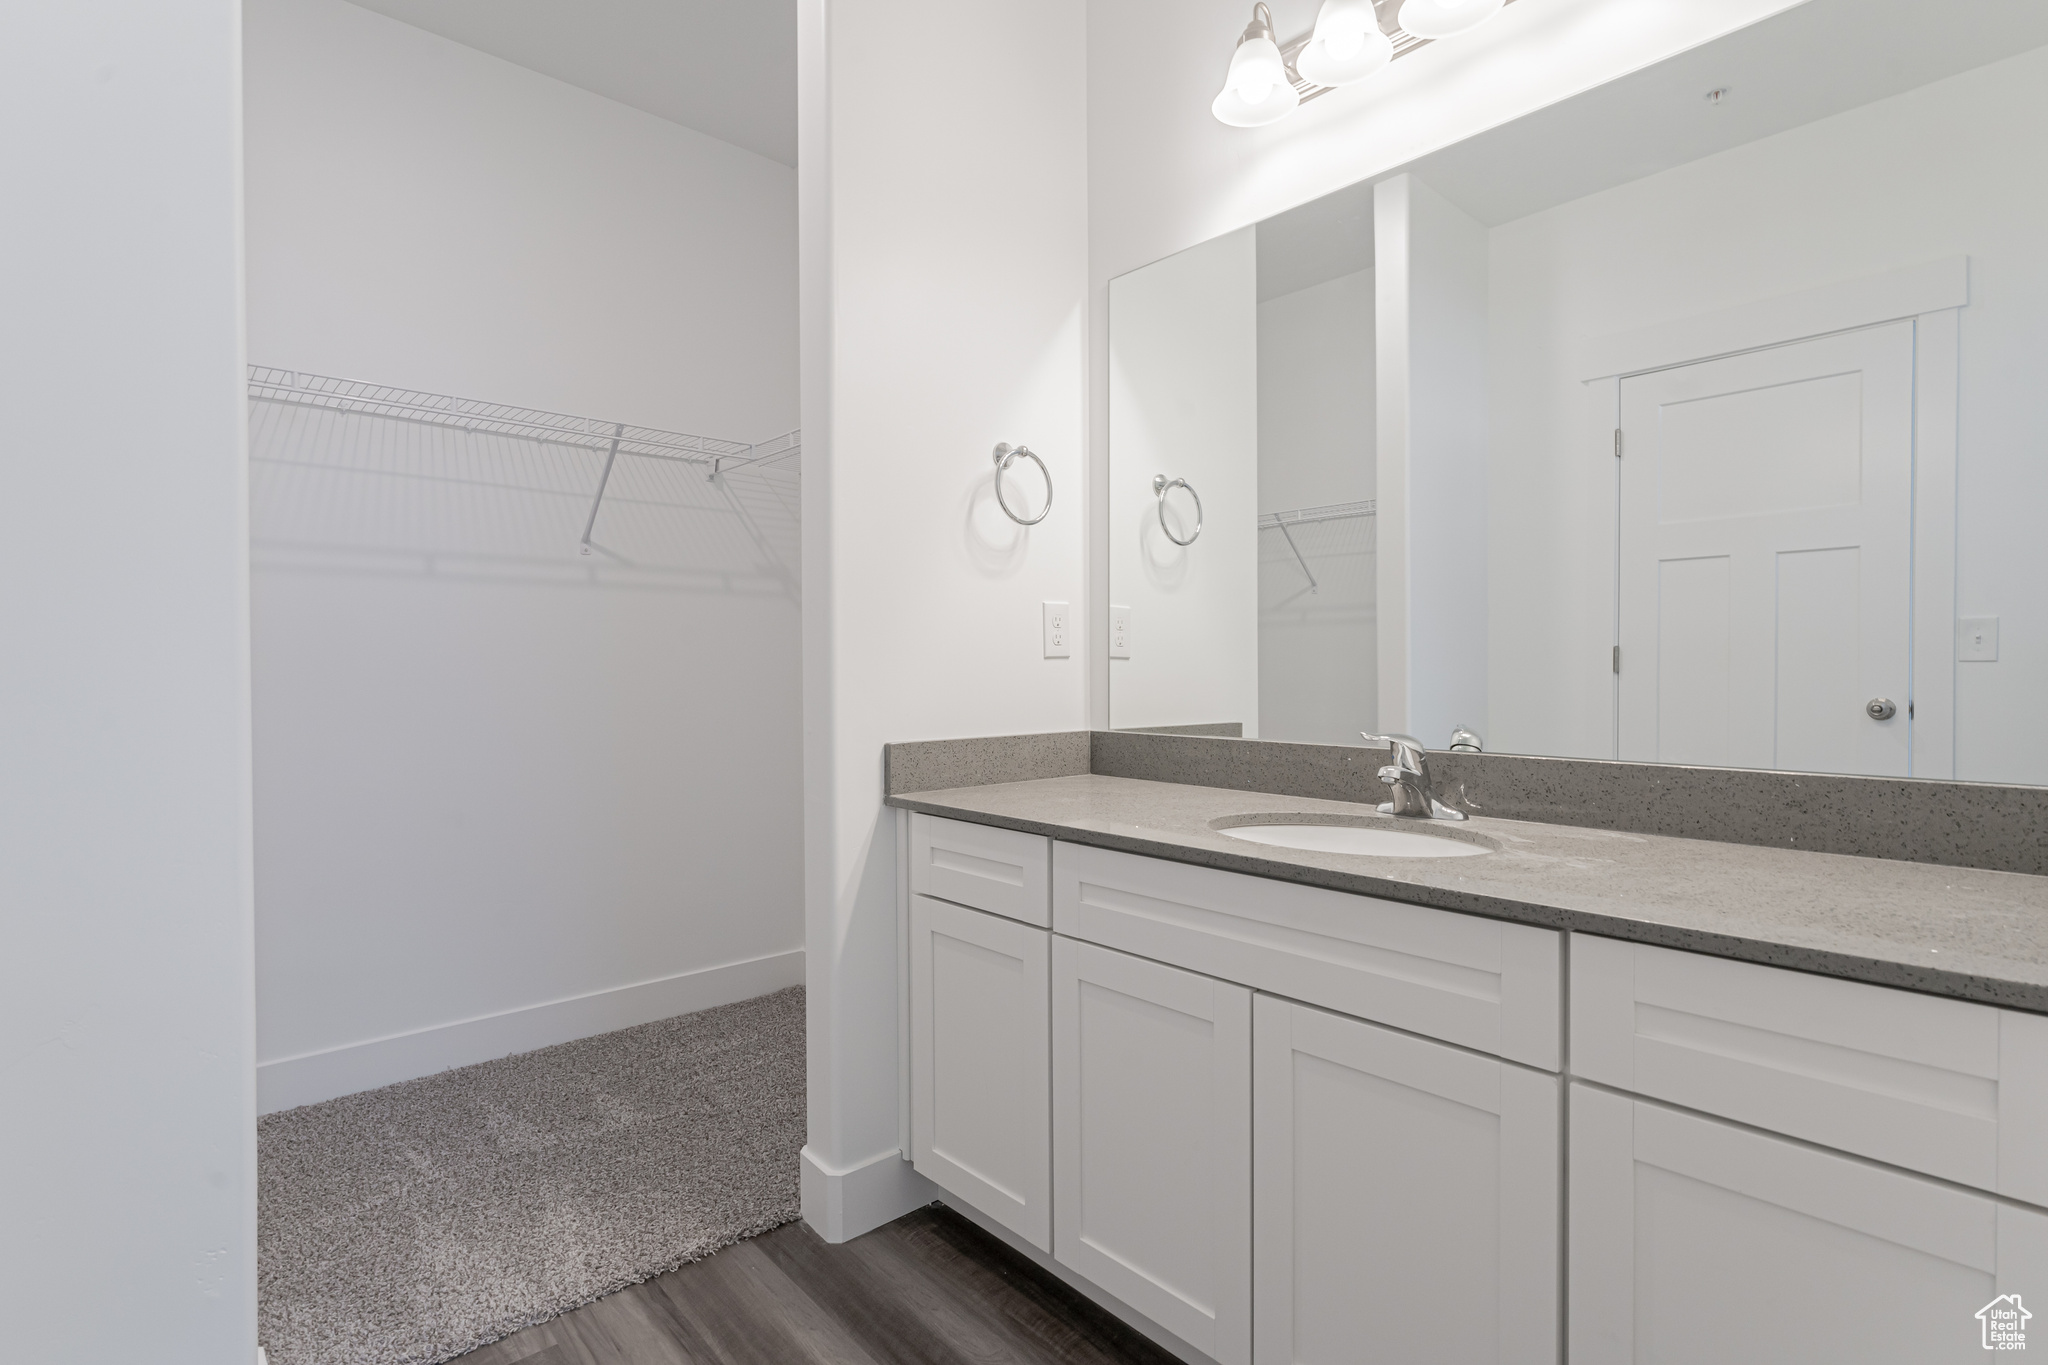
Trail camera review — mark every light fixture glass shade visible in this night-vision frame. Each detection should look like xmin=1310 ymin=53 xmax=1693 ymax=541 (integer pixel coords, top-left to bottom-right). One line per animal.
xmin=1213 ymin=34 xmax=1301 ymax=126
xmin=1396 ymin=0 xmax=1504 ymax=39
xmin=1311 ymin=0 xmax=1375 ymax=56
xmin=1297 ymin=0 xmax=1394 ymax=87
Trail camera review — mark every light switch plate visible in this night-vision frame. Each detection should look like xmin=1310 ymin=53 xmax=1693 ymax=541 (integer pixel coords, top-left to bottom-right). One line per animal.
xmin=1043 ymin=601 xmax=1071 ymax=658
xmin=1959 ymin=616 xmax=2000 ymax=662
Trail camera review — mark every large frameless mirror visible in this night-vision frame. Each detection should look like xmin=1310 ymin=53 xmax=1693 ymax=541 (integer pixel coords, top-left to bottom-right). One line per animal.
xmin=1107 ymin=0 xmax=2048 ymax=785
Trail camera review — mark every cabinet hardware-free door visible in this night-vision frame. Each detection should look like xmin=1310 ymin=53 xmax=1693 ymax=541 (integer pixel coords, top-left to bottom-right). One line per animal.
xmin=1053 ymin=937 xmax=1252 ymax=1365
xmin=1254 ymin=994 xmax=1560 ymax=1365
xmin=910 ymin=894 xmax=1051 ymax=1249
xmin=1569 ymin=1082 xmax=2048 ymax=1364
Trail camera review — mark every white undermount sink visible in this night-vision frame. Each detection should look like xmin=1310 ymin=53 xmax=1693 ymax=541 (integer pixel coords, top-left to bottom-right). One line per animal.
xmin=1215 ymin=820 xmax=1493 ymax=858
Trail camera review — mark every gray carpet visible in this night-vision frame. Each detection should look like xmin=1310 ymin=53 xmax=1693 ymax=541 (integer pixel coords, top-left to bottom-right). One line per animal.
xmin=258 ymin=986 xmax=806 ymax=1365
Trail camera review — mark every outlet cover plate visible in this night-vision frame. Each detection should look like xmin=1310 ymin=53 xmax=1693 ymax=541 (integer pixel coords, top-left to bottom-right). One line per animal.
xmin=1110 ymin=606 xmax=1132 ymax=659
xmin=1043 ymin=601 xmax=1071 ymax=658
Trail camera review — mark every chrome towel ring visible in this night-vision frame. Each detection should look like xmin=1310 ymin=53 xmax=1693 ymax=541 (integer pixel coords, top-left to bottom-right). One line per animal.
xmin=1153 ymin=474 xmax=1203 ymax=546
xmin=993 ymin=443 xmax=1052 ymax=526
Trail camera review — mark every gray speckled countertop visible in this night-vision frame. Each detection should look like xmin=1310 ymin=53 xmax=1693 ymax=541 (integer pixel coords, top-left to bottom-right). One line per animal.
xmin=886 ymin=773 xmax=2048 ymax=1012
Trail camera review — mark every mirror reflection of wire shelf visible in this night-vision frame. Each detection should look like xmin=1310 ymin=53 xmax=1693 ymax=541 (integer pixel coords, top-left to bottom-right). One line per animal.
xmin=246 ymin=367 xmax=800 ymax=595
xmin=1257 ymin=498 xmax=1375 ymax=594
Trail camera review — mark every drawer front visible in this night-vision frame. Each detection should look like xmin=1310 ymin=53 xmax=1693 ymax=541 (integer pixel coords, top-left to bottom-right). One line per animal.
xmin=1571 ymin=935 xmax=2048 ymax=1199
xmin=910 ymin=813 xmax=1051 ymax=927
xmin=1053 ymin=842 xmax=1561 ymax=1070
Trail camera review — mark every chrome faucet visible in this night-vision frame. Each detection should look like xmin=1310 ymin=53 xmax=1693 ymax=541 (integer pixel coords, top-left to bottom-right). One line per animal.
xmin=1360 ymin=733 xmax=1468 ymax=821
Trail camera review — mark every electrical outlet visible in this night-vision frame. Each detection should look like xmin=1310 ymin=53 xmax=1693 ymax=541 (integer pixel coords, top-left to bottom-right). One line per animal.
xmin=1110 ymin=605 xmax=1133 ymax=659
xmin=1043 ymin=601 xmax=1071 ymax=658
xmin=1959 ymin=616 xmax=2000 ymax=662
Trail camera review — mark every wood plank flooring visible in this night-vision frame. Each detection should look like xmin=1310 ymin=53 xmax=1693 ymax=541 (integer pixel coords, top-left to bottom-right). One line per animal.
xmin=457 ymin=1204 xmax=1181 ymax=1365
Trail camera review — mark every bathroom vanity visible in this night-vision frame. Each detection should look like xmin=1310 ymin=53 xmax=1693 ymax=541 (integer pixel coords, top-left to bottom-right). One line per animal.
xmin=888 ymin=765 xmax=2048 ymax=1365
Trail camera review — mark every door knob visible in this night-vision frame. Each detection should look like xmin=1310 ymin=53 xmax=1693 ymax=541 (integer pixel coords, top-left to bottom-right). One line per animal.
xmin=1866 ymin=697 xmax=1897 ymax=721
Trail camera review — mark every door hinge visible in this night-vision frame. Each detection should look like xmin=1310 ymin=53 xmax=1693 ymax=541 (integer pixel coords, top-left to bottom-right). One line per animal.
xmin=1614 ymin=428 xmax=1623 ymax=458
xmin=1613 ymin=645 xmax=1621 ymax=674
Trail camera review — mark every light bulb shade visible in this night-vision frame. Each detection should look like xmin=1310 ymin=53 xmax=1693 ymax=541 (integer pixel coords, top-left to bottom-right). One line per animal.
xmin=1311 ymin=0 xmax=1375 ymax=49
xmin=1225 ymin=35 xmax=1289 ymax=101
xmin=1296 ymin=20 xmax=1393 ymax=86
xmin=1212 ymin=76 xmax=1301 ymax=126
xmin=1396 ymin=0 xmax=1504 ymax=39
xmin=1213 ymin=33 xmax=1300 ymax=126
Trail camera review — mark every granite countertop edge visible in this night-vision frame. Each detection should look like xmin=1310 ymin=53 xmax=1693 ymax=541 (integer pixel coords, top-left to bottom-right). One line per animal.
xmin=885 ymin=780 xmax=2048 ymax=1013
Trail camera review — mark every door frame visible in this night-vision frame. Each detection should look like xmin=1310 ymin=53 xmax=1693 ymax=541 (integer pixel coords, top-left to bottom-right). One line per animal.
xmin=1576 ymin=257 xmax=1965 ymax=777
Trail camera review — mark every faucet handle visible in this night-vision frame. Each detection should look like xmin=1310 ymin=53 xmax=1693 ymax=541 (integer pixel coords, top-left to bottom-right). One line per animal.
xmin=1361 ymin=733 xmax=1428 ymax=771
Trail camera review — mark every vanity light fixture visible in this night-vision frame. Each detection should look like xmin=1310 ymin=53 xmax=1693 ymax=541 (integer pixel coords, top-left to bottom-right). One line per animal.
xmin=1395 ymin=0 xmax=1504 ymax=40
xmin=1296 ymin=0 xmax=1395 ymax=87
xmin=1213 ymin=0 xmax=1519 ymax=126
xmin=1212 ymin=3 xmax=1302 ymax=127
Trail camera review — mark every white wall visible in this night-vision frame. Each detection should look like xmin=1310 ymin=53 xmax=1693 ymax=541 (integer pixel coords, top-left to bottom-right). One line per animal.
xmin=244 ymin=0 xmax=803 ymax=1110
xmin=0 ymin=4 xmax=256 ymax=1361
xmin=1257 ymin=267 xmax=1377 ymax=743
xmin=800 ymin=0 xmax=1089 ymax=1239
xmin=1109 ymin=228 xmax=1261 ymax=734
xmin=1086 ymin=0 xmax=1812 ymax=727
xmin=1486 ymin=45 xmax=2048 ymax=781
xmin=1378 ymin=175 xmax=1489 ymax=749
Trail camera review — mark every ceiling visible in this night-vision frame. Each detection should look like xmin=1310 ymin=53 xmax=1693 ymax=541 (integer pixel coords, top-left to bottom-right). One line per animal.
xmin=1255 ymin=0 xmax=2048 ymax=299
xmin=346 ymin=0 xmax=797 ymax=166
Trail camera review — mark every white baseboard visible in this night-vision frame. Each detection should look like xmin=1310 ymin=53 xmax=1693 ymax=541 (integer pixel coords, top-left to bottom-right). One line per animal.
xmin=799 ymin=1145 xmax=940 ymax=1243
xmin=257 ymin=948 xmax=805 ymax=1114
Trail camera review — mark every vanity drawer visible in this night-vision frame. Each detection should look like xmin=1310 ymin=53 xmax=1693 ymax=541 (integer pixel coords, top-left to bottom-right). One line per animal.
xmin=910 ymin=813 xmax=1051 ymax=927
xmin=1053 ymin=842 xmax=1561 ymax=1071
xmin=1571 ymin=935 xmax=2048 ymax=1200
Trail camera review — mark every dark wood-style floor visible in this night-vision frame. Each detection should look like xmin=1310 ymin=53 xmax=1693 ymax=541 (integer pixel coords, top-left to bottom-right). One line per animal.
xmin=458 ymin=1204 xmax=1180 ymax=1365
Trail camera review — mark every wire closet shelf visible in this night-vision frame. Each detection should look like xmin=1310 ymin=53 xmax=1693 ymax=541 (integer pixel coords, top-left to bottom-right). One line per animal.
xmin=246 ymin=366 xmax=799 ymax=555
xmin=1258 ymin=498 xmax=1376 ymax=593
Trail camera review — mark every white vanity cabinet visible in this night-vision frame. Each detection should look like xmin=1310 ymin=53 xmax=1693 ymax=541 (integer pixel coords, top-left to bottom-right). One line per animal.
xmin=1052 ymin=937 xmax=1252 ymax=1365
xmin=908 ymin=892 xmax=1051 ymax=1250
xmin=903 ymin=811 xmax=2048 ymax=1365
xmin=1254 ymin=995 xmax=1560 ymax=1365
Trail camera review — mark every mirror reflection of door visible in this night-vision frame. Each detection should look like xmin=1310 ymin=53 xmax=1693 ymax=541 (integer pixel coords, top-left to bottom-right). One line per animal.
xmin=1617 ymin=322 xmax=1917 ymax=776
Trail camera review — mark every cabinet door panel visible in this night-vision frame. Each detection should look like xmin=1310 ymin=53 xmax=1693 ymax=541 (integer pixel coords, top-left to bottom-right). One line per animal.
xmin=910 ymin=895 xmax=1050 ymax=1249
xmin=1056 ymin=841 xmax=1560 ymax=1069
xmin=1254 ymin=994 xmax=1560 ymax=1365
xmin=1569 ymin=1082 xmax=2048 ymax=1365
xmin=1054 ymin=937 xmax=1252 ymax=1365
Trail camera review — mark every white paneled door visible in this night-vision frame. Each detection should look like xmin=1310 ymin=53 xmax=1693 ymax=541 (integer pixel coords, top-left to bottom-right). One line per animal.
xmin=1052 ymin=937 xmax=1252 ymax=1365
xmin=1253 ymin=994 xmax=1560 ymax=1365
xmin=1618 ymin=322 xmax=1915 ymax=775
xmin=909 ymin=895 xmax=1051 ymax=1250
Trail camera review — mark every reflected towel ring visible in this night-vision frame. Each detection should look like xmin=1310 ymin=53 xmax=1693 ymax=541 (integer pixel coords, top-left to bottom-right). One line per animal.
xmin=993 ymin=443 xmax=1052 ymax=526
xmin=1153 ymin=474 xmax=1203 ymax=546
